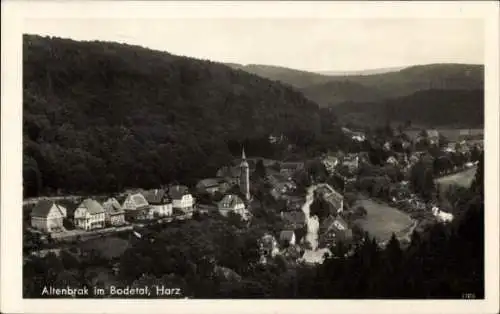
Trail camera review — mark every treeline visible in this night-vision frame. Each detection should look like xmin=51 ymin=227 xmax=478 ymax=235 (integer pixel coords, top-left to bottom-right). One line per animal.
xmin=23 ymin=34 xmax=350 ymax=197
xmin=332 ymin=89 xmax=484 ymax=128
xmin=23 ymin=158 xmax=484 ymax=298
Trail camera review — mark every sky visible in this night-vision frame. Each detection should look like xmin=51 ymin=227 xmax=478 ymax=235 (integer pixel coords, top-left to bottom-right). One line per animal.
xmin=23 ymin=18 xmax=484 ymax=73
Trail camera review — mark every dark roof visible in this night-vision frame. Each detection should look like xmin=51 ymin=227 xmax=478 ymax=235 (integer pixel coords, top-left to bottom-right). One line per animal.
xmin=196 ymin=178 xmax=222 ymax=189
xmin=79 ymin=199 xmax=106 ymax=215
xmin=279 ymin=230 xmax=295 ymax=242
xmin=281 ymin=211 xmax=306 ymax=225
xmin=142 ymin=189 xmax=170 ymax=205
xmin=280 ymin=162 xmax=304 ymax=170
xmin=168 ymin=185 xmax=190 ymax=200
xmin=216 ymin=166 xmax=241 ymax=178
xmin=31 ymin=200 xmax=63 ymax=217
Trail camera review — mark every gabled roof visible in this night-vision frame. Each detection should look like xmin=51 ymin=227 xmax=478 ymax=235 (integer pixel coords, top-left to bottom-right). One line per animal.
xmin=168 ymin=185 xmax=190 ymax=200
xmin=216 ymin=166 xmax=241 ymax=178
xmin=323 ymin=216 xmax=352 ymax=240
xmin=280 ymin=161 xmax=304 ymax=170
xmin=78 ymin=199 xmax=106 ymax=215
xmin=196 ymin=178 xmax=222 ymax=189
xmin=102 ymin=198 xmax=124 ymax=215
xmin=123 ymin=193 xmax=149 ymax=210
xmin=142 ymin=189 xmax=170 ymax=205
xmin=31 ymin=200 xmax=66 ymax=218
xmin=218 ymin=194 xmax=244 ymax=209
xmin=279 ymin=230 xmax=295 ymax=242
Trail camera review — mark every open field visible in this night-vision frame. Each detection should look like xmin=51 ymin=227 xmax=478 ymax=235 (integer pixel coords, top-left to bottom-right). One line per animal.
xmin=353 ymin=197 xmax=414 ymax=244
xmin=436 ymin=166 xmax=477 ymax=189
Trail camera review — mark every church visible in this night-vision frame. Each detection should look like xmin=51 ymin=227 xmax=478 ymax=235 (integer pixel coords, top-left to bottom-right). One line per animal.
xmin=239 ymin=147 xmax=251 ymax=202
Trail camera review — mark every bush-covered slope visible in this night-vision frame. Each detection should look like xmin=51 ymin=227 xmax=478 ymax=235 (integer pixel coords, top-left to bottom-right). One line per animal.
xmin=23 ymin=35 xmax=323 ymax=196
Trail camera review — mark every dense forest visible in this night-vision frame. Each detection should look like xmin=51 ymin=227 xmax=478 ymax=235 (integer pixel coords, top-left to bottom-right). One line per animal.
xmin=23 ymin=155 xmax=484 ymax=298
xmin=331 ymin=89 xmax=484 ymax=128
xmin=23 ymin=35 xmax=349 ymax=197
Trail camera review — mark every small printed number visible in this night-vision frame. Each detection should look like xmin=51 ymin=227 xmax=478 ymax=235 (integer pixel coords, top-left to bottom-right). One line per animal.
xmin=462 ymin=293 xmax=476 ymax=299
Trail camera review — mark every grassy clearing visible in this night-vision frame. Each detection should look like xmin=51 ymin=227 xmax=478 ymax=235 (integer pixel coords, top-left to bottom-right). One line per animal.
xmin=353 ymin=198 xmax=414 ymax=244
xmin=436 ymin=167 xmax=476 ymax=189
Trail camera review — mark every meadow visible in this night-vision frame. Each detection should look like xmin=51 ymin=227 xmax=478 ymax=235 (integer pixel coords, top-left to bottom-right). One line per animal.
xmin=436 ymin=167 xmax=477 ymax=189
xmin=353 ymin=197 xmax=414 ymax=244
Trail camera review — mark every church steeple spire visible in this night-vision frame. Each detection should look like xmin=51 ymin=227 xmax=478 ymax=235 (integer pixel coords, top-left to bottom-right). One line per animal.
xmin=239 ymin=146 xmax=250 ymax=201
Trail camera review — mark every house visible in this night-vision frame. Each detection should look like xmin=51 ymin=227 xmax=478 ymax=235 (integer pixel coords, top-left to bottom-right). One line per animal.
xmin=300 ymin=248 xmax=332 ymax=265
xmin=386 ymin=156 xmax=398 ymax=165
xmin=195 ymin=203 xmax=218 ymax=214
xmin=73 ymin=199 xmax=106 ymax=230
xmin=196 ymin=178 xmax=230 ymax=195
xmin=279 ymin=230 xmax=296 ymax=247
xmin=323 ymin=191 xmax=344 ymax=214
xmin=216 ymin=166 xmax=241 ymax=185
xmin=279 ymin=161 xmax=304 ymax=179
xmin=122 ymin=193 xmax=150 ymax=221
xmin=383 ymin=141 xmax=392 ymax=151
xmin=342 ymin=155 xmax=360 ymax=172
xmin=168 ymin=185 xmax=194 ymax=213
xmin=30 ymin=200 xmax=67 ymax=233
xmin=218 ymin=194 xmax=249 ymax=220
xmin=102 ymin=197 xmax=126 ymax=226
xmin=316 ymin=185 xmax=344 ymax=213
xmin=426 ymin=129 xmax=440 ymax=145
xmin=259 ymin=234 xmax=280 ymax=259
xmin=432 ymin=206 xmax=454 ymax=223
xmin=320 ymin=216 xmax=353 ymax=244
xmin=351 ymin=133 xmax=366 ymax=142
xmin=142 ymin=189 xmax=173 ymax=218
xmin=321 ymin=156 xmax=339 ymax=175
xmin=281 ymin=211 xmax=307 ymax=229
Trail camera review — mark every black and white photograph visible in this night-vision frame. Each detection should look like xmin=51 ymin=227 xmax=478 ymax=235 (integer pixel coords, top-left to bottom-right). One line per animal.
xmin=1 ymin=1 xmax=499 ymax=314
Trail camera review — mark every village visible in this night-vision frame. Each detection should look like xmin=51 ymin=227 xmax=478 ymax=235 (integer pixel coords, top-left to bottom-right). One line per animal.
xmin=23 ymin=127 xmax=483 ymax=268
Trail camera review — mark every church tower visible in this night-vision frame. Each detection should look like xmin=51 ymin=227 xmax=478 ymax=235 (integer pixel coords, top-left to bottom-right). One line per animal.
xmin=239 ymin=147 xmax=251 ymax=201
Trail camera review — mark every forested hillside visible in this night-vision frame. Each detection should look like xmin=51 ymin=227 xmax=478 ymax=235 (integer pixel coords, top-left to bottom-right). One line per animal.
xmin=23 ymin=35 xmax=331 ymax=196
xmin=231 ymin=63 xmax=484 ymax=108
xmin=332 ymin=89 xmax=484 ymax=128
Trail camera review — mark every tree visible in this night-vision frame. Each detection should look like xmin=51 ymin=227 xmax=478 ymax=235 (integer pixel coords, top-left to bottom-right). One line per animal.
xmin=254 ymin=159 xmax=267 ymax=179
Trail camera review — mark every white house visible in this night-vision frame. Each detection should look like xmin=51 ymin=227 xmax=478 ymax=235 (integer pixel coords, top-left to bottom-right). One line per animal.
xmin=30 ymin=200 xmax=67 ymax=233
xmin=432 ymin=206 xmax=454 ymax=223
xmin=217 ymin=194 xmax=249 ymax=220
xmin=74 ymin=199 xmax=106 ymax=230
xmin=142 ymin=189 xmax=173 ymax=218
xmin=168 ymin=185 xmax=194 ymax=213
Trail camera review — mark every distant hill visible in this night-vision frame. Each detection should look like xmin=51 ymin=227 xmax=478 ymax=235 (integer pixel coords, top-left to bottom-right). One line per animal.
xmin=23 ymin=35 xmax=324 ymax=196
xmin=331 ymin=89 xmax=484 ymax=128
xmin=230 ymin=63 xmax=484 ymax=107
xmin=318 ymin=66 xmax=407 ymax=76
xmin=225 ymin=63 xmax=333 ymax=88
